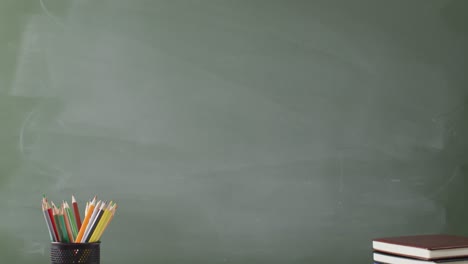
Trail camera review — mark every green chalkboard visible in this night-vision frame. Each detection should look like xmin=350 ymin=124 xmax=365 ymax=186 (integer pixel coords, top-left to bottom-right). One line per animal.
xmin=1 ymin=0 xmax=468 ymax=263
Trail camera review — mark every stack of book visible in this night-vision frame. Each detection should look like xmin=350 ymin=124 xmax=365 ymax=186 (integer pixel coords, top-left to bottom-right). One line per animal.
xmin=372 ymin=234 xmax=468 ymax=264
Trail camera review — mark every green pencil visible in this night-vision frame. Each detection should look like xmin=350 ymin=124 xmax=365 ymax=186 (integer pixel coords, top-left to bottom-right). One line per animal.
xmin=58 ymin=208 xmax=70 ymax=243
xmin=51 ymin=203 xmax=63 ymax=242
xmin=65 ymin=202 xmax=78 ymax=239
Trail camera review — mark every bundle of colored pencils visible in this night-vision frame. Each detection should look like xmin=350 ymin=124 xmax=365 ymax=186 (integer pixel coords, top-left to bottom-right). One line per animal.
xmin=41 ymin=195 xmax=117 ymax=243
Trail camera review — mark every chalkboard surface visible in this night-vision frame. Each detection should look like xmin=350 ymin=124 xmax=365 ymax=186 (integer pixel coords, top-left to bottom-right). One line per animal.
xmin=1 ymin=0 xmax=467 ymax=263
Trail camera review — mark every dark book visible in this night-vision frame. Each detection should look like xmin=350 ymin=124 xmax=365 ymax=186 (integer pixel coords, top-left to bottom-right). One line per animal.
xmin=374 ymin=252 xmax=468 ymax=264
xmin=373 ymin=234 xmax=468 ymax=260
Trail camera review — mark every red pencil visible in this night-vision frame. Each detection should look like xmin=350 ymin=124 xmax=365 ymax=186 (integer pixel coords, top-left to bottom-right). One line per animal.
xmin=72 ymin=195 xmax=82 ymax=230
xmin=45 ymin=201 xmax=60 ymax=242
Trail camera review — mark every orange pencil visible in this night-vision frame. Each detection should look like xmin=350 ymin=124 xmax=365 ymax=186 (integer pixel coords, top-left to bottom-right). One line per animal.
xmin=75 ymin=196 xmax=96 ymax=242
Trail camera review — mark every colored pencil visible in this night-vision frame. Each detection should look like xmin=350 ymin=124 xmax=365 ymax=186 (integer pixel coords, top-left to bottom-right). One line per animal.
xmin=85 ymin=203 xmax=106 ymax=242
xmin=65 ymin=202 xmax=78 ymax=239
xmin=47 ymin=208 xmax=60 ymax=242
xmin=98 ymin=204 xmax=118 ymax=240
xmin=89 ymin=202 xmax=113 ymax=242
xmin=41 ymin=200 xmax=55 ymax=241
xmin=41 ymin=195 xmax=117 ymax=243
xmin=75 ymin=197 xmax=96 ymax=242
xmin=72 ymin=195 xmax=82 ymax=230
xmin=62 ymin=205 xmax=74 ymax=242
xmin=43 ymin=196 xmax=60 ymax=242
xmin=57 ymin=207 xmax=70 ymax=242
xmin=51 ymin=203 xmax=63 ymax=242
xmin=97 ymin=204 xmax=117 ymax=241
xmin=81 ymin=200 xmax=102 ymax=242
xmin=41 ymin=197 xmax=54 ymax=241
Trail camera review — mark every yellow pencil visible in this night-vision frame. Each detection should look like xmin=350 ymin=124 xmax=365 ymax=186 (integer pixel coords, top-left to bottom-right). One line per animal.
xmin=95 ymin=203 xmax=117 ymax=241
xmin=89 ymin=202 xmax=112 ymax=242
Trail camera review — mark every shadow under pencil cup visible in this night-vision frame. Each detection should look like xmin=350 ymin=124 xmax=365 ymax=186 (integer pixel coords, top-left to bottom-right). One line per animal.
xmin=50 ymin=242 xmax=100 ymax=264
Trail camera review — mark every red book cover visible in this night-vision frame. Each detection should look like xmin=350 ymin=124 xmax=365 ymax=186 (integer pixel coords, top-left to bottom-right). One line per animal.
xmin=374 ymin=235 xmax=468 ymax=250
xmin=373 ymin=234 xmax=468 ymax=260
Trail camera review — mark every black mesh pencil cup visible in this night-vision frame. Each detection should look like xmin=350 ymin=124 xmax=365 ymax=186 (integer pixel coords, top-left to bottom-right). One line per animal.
xmin=50 ymin=242 xmax=100 ymax=264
